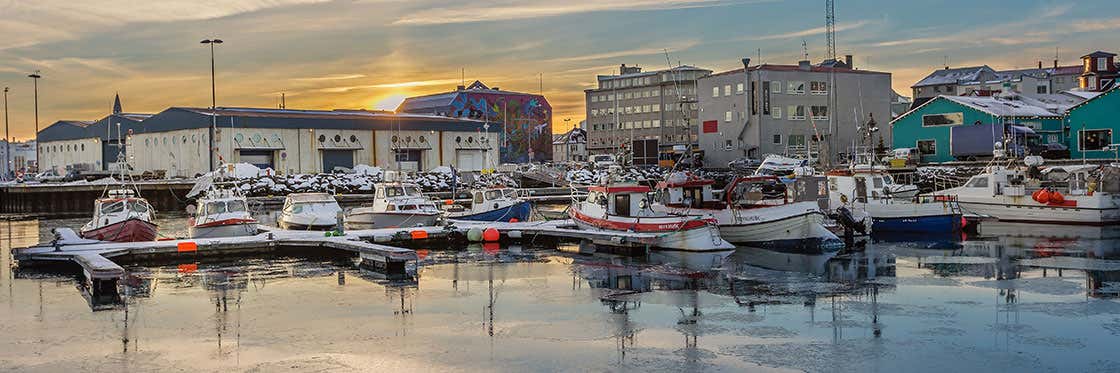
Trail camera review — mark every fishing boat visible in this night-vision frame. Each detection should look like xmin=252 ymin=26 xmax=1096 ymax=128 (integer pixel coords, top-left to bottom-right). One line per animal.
xmin=80 ymin=127 xmax=158 ymax=242
xmin=827 ymin=168 xmax=962 ymax=234
xmin=188 ymin=187 xmax=258 ymax=238
xmin=445 ymin=187 xmax=532 ymax=222
xmin=568 ymin=180 xmax=733 ymax=252
xmin=938 ymin=162 xmax=1120 ymax=226
xmin=652 ymin=173 xmax=843 ymax=252
xmin=278 ymin=193 xmax=343 ymax=230
xmin=81 ymin=188 xmax=159 ymax=242
xmin=346 ymin=183 xmax=441 ymax=229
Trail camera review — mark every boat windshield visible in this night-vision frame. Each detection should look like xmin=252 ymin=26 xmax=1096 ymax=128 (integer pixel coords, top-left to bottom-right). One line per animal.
xmin=101 ymin=201 xmax=125 ymax=215
xmin=227 ymin=200 xmax=247 ymax=212
xmin=386 ymin=186 xmax=423 ymax=198
xmin=728 ymin=180 xmax=787 ymax=205
xmin=205 ymin=201 xmax=227 ymax=214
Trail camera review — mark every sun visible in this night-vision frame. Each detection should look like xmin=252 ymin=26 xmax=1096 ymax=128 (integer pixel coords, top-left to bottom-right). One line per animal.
xmin=373 ymin=94 xmax=408 ymax=111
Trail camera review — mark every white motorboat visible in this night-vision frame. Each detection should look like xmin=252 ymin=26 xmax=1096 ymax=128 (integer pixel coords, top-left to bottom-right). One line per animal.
xmin=188 ymin=187 xmax=258 ymax=238
xmin=938 ymin=163 xmax=1120 ymax=226
xmin=346 ymin=183 xmax=441 ymax=229
xmin=826 ymin=168 xmax=962 ymax=235
xmin=653 ymin=173 xmax=842 ymax=252
xmin=278 ymin=193 xmax=343 ymax=230
xmin=445 ymin=187 xmax=532 ymax=222
xmin=569 ymin=181 xmax=734 ymax=252
xmin=754 ymin=154 xmax=811 ymax=178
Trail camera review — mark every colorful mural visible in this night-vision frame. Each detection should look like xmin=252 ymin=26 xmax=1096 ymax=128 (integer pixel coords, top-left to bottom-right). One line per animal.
xmin=399 ymin=81 xmax=552 ymax=164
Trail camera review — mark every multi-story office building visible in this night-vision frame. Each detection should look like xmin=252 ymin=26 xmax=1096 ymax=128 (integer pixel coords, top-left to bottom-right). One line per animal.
xmin=697 ymin=57 xmax=892 ymax=168
xmin=584 ymin=64 xmax=712 ymax=165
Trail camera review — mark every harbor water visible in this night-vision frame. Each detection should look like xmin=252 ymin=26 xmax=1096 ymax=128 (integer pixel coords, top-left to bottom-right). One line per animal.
xmin=2 ymin=215 xmax=1118 ymax=372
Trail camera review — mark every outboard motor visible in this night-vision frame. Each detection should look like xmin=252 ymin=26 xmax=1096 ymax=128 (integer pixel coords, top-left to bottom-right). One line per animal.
xmin=835 ymin=206 xmax=867 ymax=248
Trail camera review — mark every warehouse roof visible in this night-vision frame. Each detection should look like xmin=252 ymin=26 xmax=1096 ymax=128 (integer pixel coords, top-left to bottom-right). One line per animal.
xmin=133 ymin=106 xmax=490 ymax=135
xmin=38 ymin=113 xmax=150 ymax=142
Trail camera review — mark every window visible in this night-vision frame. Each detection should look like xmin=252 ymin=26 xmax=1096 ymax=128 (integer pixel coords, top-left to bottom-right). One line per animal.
xmin=725 ymin=111 xmax=733 ymax=122
xmin=591 ymin=96 xmax=598 ymax=103
xmin=810 ymin=81 xmax=828 ymax=95
xmin=787 ymin=105 xmax=805 ymax=120
xmin=736 ymin=83 xmax=744 ymax=94
xmin=1080 ymin=129 xmax=1113 ymax=151
xmin=1088 ymin=78 xmax=1097 ymax=90
xmin=917 ymin=140 xmax=936 ymax=156
xmin=642 ymin=90 xmax=650 ymax=98
xmin=625 ymin=106 xmax=632 ymax=114
xmin=642 ymin=105 xmax=650 ymax=113
xmin=652 ymin=120 xmax=660 ymax=127
xmin=773 ymin=134 xmax=782 ymax=144
xmin=1037 ymin=86 xmax=1047 ymax=94
xmin=770 ymin=81 xmax=782 ymax=94
xmin=624 ymin=92 xmax=632 ymax=99
xmin=712 ymin=86 xmax=720 ymax=97
xmin=810 ymin=106 xmax=828 ymax=121
xmin=772 ymin=106 xmax=782 ymax=119
xmin=652 ymin=104 xmax=660 ymax=112
xmin=788 ymin=135 xmax=806 ymax=147
xmin=1098 ymin=57 xmax=1109 ymax=72
xmin=723 ymin=85 xmax=732 ymax=96
xmin=921 ymin=112 xmax=964 ymax=127
xmin=788 ymin=81 xmax=805 ymax=94
xmin=652 ymin=89 xmax=659 ymax=97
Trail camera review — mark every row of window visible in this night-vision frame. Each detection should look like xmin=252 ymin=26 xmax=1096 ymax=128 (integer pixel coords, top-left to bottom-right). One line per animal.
xmin=765 ymin=105 xmax=829 ymax=121
xmin=43 ymin=143 xmax=87 ymax=153
xmin=711 ymin=83 xmax=747 ymax=97
xmin=762 ymin=80 xmax=828 ymax=95
xmin=591 ymin=118 xmax=694 ymax=131
xmin=770 ymin=134 xmax=808 ymax=146
xmin=599 ymin=75 xmax=656 ymax=89
xmin=588 ymin=134 xmax=696 ymax=146
xmin=590 ymin=102 xmax=700 ymax=118
xmin=912 ymin=129 xmax=1113 ymax=157
xmin=589 ymin=87 xmax=698 ymax=103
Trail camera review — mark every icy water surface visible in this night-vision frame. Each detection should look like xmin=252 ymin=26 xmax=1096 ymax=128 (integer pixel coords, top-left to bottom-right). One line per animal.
xmin=2 ymin=217 xmax=1119 ymax=372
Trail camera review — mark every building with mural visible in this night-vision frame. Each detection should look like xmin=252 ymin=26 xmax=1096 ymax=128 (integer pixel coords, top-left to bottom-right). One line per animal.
xmin=397 ymin=81 xmax=552 ymax=164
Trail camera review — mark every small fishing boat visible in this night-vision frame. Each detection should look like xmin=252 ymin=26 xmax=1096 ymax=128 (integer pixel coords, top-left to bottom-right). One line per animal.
xmin=278 ymin=193 xmax=343 ymax=230
xmin=938 ymin=162 xmax=1120 ymax=226
xmin=827 ymin=168 xmax=963 ymax=234
xmin=568 ymin=181 xmax=733 ymax=252
xmin=188 ymin=187 xmax=258 ymax=238
xmin=653 ymin=173 xmax=842 ymax=252
xmin=445 ymin=187 xmax=532 ymax=222
xmin=346 ymin=183 xmax=441 ymax=229
xmin=81 ymin=188 xmax=159 ymax=242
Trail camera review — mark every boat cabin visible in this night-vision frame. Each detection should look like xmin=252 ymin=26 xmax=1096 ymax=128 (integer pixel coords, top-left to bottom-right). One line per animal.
xmin=195 ymin=198 xmax=248 ymax=217
xmin=585 ymin=185 xmax=657 ymax=217
xmin=282 ymin=193 xmax=341 ymax=215
xmin=827 ymin=169 xmax=898 ymax=203
xmin=373 ymin=183 xmax=438 ymax=212
xmin=471 ymin=188 xmax=519 ymax=209
xmin=656 ymin=177 xmax=723 ymax=209
xmin=724 ymin=176 xmax=789 ymax=208
xmin=92 ymin=189 xmax=154 ymax=226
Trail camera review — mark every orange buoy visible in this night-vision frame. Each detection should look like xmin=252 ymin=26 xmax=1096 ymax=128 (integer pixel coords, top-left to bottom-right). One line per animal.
xmin=1031 ymin=189 xmax=1044 ymax=202
xmin=509 ymin=217 xmax=519 ymax=223
xmin=417 ymin=249 xmax=429 ymax=260
xmin=444 ymin=199 xmax=455 ymax=205
xmin=483 ymin=242 xmax=500 ymax=255
xmin=482 ymin=227 xmax=500 ymax=242
xmin=1035 ymin=189 xmax=1051 ymax=204
xmin=410 ymin=230 xmax=429 ymax=240
xmin=1049 ymin=191 xmax=1065 ymax=204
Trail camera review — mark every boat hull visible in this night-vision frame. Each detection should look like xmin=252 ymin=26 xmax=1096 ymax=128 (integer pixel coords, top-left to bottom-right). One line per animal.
xmin=81 ymin=218 xmax=158 ymax=242
xmin=658 ymin=202 xmax=842 ymax=252
xmin=871 ymin=214 xmax=961 ymax=234
xmin=346 ymin=209 xmax=440 ymax=230
xmin=450 ymin=201 xmax=533 ymax=222
xmin=570 ymin=216 xmax=732 ymax=252
xmin=956 ymin=199 xmax=1120 ymax=226
xmin=189 ymin=219 xmax=258 ymax=238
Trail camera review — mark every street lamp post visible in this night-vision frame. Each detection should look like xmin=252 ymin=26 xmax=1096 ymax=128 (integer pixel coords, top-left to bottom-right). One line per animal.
xmin=28 ymin=72 xmax=40 ymax=173
xmin=3 ymin=87 xmax=9 ymax=180
xmin=201 ymin=38 xmax=223 ymax=172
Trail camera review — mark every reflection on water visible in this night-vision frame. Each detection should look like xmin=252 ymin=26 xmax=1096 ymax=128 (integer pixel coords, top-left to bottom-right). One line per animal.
xmin=2 ymin=218 xmax=1120 ymax=371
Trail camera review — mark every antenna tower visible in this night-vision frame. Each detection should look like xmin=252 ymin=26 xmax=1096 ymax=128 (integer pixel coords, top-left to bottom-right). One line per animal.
xmin=825 ymin=0 xmax=836 ymax=61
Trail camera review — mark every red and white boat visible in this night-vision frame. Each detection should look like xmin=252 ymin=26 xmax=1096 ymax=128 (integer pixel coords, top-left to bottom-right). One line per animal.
xmin=188 ymin=187 xmax=258 ymax=238
xmin=569 ymin=182 xmax=734 ymax=252
xmin=80 ymin=188 xmax=159 ymax=242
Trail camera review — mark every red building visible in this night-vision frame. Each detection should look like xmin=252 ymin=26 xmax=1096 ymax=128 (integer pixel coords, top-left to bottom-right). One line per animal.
xmin=1079 ymin=51 xmax=1118 ymax=92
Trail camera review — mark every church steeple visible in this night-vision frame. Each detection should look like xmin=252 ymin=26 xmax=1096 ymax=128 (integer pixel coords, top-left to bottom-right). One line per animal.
xmin=112 ymin=93 xmax=122 ymax=114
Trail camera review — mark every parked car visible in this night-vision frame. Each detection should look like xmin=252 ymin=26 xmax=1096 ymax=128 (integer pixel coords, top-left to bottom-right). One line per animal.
xmin=590 ymin=154 xmax=617 ymax=168
xmin=1038 ymin=143 xmax=1070 ymax=160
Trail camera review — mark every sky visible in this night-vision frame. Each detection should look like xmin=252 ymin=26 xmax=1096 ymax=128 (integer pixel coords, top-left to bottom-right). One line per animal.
xmin=0 ymin=0 xmax=1117 ymax=139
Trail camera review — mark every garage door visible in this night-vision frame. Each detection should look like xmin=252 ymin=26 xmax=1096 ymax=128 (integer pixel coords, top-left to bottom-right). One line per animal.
xmin=321 ymin=150 xmax=354 ymax=173
xmin=456 ymin=149 xmax=485 ymax=171
xmin=239 ymin=150 xmax=274 ymax=170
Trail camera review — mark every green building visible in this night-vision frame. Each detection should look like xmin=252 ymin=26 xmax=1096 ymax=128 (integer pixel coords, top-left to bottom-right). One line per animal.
xmin=1065 ymin=86 xmax=1120 ymax=160
xmin=890 ymin=95 xmax=1064 ymax=163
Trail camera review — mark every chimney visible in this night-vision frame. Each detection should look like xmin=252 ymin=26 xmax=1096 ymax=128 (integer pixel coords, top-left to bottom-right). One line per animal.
xmin=456 ymin=85 xmax=465 ymax=91
xmin=1038 ymin=61 xmax=1043 ymax=69
xmin=844 ymin=54 xmax=853 ymax=68
xmin=1054 ymin=59 xmax=1058 ymax=69
xmin=492 ymin=87 xmax=500 ymax=91
xmin=798 ymin=60 xmax=811 ymax=71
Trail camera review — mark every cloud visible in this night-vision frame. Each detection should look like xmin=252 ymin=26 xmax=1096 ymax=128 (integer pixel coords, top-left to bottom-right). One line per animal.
xmin=392 ymin=0 xmax=744 ymax=26
xmin=292 ymin=74 xmax=367 ymax=82
xmin=315 ymin=78 xmax=463 ymax=93
xmin=1040 ymin=3 xmax=1074 ymax=18
xmin=1071 ymin=17 xmax=1120 ymax=32
xmin=546 ymin=40 xmax=700 ymax=63
xmin=749 ymin=20 xmax=871 ymax=41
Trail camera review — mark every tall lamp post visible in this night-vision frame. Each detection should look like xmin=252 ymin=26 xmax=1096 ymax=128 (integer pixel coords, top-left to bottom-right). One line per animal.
xmin=28 ymin=72 xmax=40 ymax=173
xmin=3 ymin=87 xmax=9 ymax=180
xmin=201 ymin=38 xmax=223 ymax=172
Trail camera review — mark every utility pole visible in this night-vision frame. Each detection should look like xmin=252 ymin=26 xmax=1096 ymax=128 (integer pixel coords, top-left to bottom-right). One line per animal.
xmin=3 ymin=87 xmax=9 ymax=180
